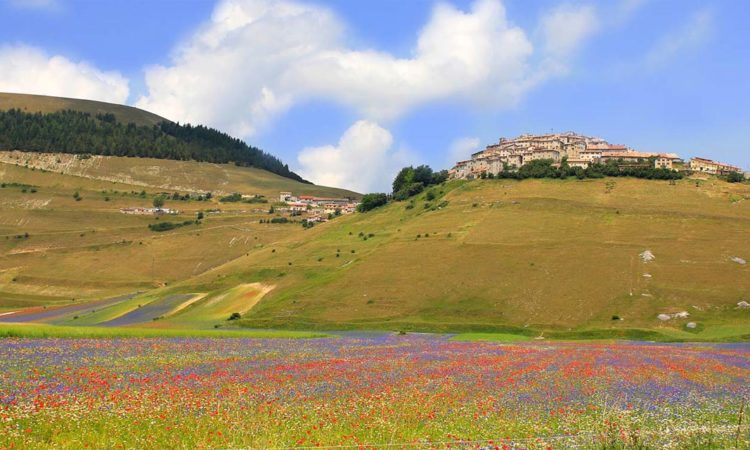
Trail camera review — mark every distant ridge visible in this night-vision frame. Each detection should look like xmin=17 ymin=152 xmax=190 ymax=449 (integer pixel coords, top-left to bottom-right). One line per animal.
xmin=0 ymin=92 xmax=307 ymax=183
xmin=0 ymin=92 xmax=168 ymax=127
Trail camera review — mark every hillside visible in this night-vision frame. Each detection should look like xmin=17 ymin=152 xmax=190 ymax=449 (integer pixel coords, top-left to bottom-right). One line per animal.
xmin=2 ymin=170 xmax=749 ymax=341
xmin=167 ymin=176 xmax=749 ymax=340
xmin=0 ymin=92 xmax=167 ymax=127
xmin=0 ymin=92 xmax=305 ymax=181
xmin=0 ymin=155 xmax=355 ymax=307
xmin=0 ymin=150 xmax=358 ymax=198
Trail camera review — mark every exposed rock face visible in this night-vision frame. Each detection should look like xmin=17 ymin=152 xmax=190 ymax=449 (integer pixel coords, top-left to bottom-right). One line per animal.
xmin=737 ymin=301 xmax=750 ymax=309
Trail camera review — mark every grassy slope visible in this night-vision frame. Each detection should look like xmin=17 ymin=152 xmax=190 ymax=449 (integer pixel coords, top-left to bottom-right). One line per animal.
xmin=166 ymin=176 xmax=750 ymax=339
xmin=0 ymin=150 xmax=358 ymax=199
xmin=0 ymin=157 xmax=347 ymax=307
xmin=0 ymin=92 xmax=168 ymax=127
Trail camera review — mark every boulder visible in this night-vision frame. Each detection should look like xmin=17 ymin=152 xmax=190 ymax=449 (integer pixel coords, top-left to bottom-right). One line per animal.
xmin=640 ymin=250 xmax=656 ymax=263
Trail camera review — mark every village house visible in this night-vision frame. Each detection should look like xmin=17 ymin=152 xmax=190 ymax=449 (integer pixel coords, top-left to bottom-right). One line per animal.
xmin=600 ymin=151 xmax=680 ymax=169
xmin=689 ymin=157 xmax=742 ymax=175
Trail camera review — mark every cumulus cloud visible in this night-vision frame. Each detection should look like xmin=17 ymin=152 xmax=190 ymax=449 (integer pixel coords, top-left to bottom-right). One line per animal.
xmin=0 ymin=45 xmax=129 ymax=103
xmin=136 ymin=0 xmax=599 ymax=137
xmin=296 ymin=120 xmax=413 ymax=192
xmin=129 ymin=0 xmax=604 ymax=190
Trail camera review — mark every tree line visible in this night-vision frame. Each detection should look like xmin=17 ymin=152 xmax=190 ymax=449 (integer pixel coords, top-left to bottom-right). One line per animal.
xmin=0 ymin=109 xmax=307 ymax=183
xmin=482 ymin=158 xmax=684 ymax=181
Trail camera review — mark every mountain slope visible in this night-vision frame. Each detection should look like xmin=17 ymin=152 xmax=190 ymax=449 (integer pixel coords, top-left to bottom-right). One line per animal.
xmin=0 ymin=92 xmax=304 ymax=182
xmin=165 ymin=176 xmax=750 ymax=339
xmin=0 ymin=154 xmax=355 ymax=306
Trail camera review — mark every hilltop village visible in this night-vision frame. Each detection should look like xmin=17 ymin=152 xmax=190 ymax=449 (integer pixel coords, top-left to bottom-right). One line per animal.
xmin=450 ymin=132 xmax=743 ymax=179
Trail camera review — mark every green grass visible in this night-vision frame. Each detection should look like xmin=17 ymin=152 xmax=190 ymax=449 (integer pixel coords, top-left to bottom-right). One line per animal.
xmin=450 ymin=332 xmax=532 ymax=342
xmin=3 ymin=169 xmax=749 ymax=340
xmin=0 ymin=323 xmax=328 ymax=339
xmin=184 ymin=176 xmax=750 ymax=339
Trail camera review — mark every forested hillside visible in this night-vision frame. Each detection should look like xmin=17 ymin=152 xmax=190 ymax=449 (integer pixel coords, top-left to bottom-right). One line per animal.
xmin=0 ymin=108 xmax=306 ymax=182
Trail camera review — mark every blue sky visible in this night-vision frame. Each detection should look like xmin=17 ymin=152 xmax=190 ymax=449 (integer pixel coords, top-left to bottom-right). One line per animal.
xmin=0 ymin=0 xmax=748 ymax=191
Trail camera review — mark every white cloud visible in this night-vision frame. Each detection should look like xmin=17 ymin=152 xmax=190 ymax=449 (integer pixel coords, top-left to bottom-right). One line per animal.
xmin=645 ymin=8 xmax=714 ymax=68
xmin=296 ymin=120 xmax=412 ymax=192
xmin=447 ymin=137 xmax=481 ymax=165
xmin=0 ymin=45 xmax=129 ymax=103
xmin=136 ymin=0 xmax=599 ymax=137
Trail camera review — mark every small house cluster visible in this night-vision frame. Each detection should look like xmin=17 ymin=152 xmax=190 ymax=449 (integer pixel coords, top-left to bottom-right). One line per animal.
xmin=120 ymin=207 xmax=179 ymax=215
xmin=449 ymin=132 xmax=745 ymax=180
xmin=688 ymin=157 xmax=743 ymax=176
xmin=278 ymin=192 xmax=359 ymax=222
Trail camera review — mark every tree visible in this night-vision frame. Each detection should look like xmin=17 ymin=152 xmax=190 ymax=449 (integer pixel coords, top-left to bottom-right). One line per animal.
xmin=727 ymin=171 xmax=746 ymax=183
xmin=357 ymin=193 xmax=388 ymax=212
xmin=153 ymin=196 xmax=165 ymax=209
xmin=196 ymin=211 xmax=204 ymax=220
xmin=392 ymin=164 xmax=443 ymax=200
xmin=392 ymin=166 xmax=415 ymax=194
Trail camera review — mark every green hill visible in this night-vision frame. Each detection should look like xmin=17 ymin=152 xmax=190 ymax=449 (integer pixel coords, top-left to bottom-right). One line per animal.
xmin=163 ymin=176 xmax=749 ymax=340
xmin=0 ymin=92 xmax=167 ymax=127
xmin=2 ymin=154 xmax=749 ymax=341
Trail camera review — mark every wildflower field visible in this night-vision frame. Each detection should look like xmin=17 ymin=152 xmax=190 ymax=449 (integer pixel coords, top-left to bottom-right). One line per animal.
xmin=0 ymin=335 xmax=748 ymax=449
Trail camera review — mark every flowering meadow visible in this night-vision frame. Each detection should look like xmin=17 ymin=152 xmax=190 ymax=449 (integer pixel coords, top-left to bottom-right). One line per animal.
xmin=0 ymin=335 xmax=748 ymax=449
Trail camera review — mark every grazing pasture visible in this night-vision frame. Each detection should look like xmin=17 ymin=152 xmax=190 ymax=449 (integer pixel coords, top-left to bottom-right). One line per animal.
xmin=0 ymin=335 xmax=747 ymax=449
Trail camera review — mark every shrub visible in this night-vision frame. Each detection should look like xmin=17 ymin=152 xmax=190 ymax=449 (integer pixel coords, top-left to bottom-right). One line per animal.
xmin=228 ymin=312 xmax=241 ymax=321
xmin=727 ymin=172 xmax=746 ymax=183
xmin=219 ymin=193 xmax=243 ymax=202
xmin=357 ymin=193 xmax=388 ymax=212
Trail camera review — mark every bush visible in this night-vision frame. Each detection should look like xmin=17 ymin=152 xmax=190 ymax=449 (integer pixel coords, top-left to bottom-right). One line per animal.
xmin=228 ymin=312 xmax=241 ymax=321
xmin=219 ymin=193 xmax=243 ymax=202
xmin=357 ymin=193 xmax=388 ymax=212
xmin=727 ymin=172 xmax=746 ymax=183
xmin=148 ymin=220 xmax=197 ymax=232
